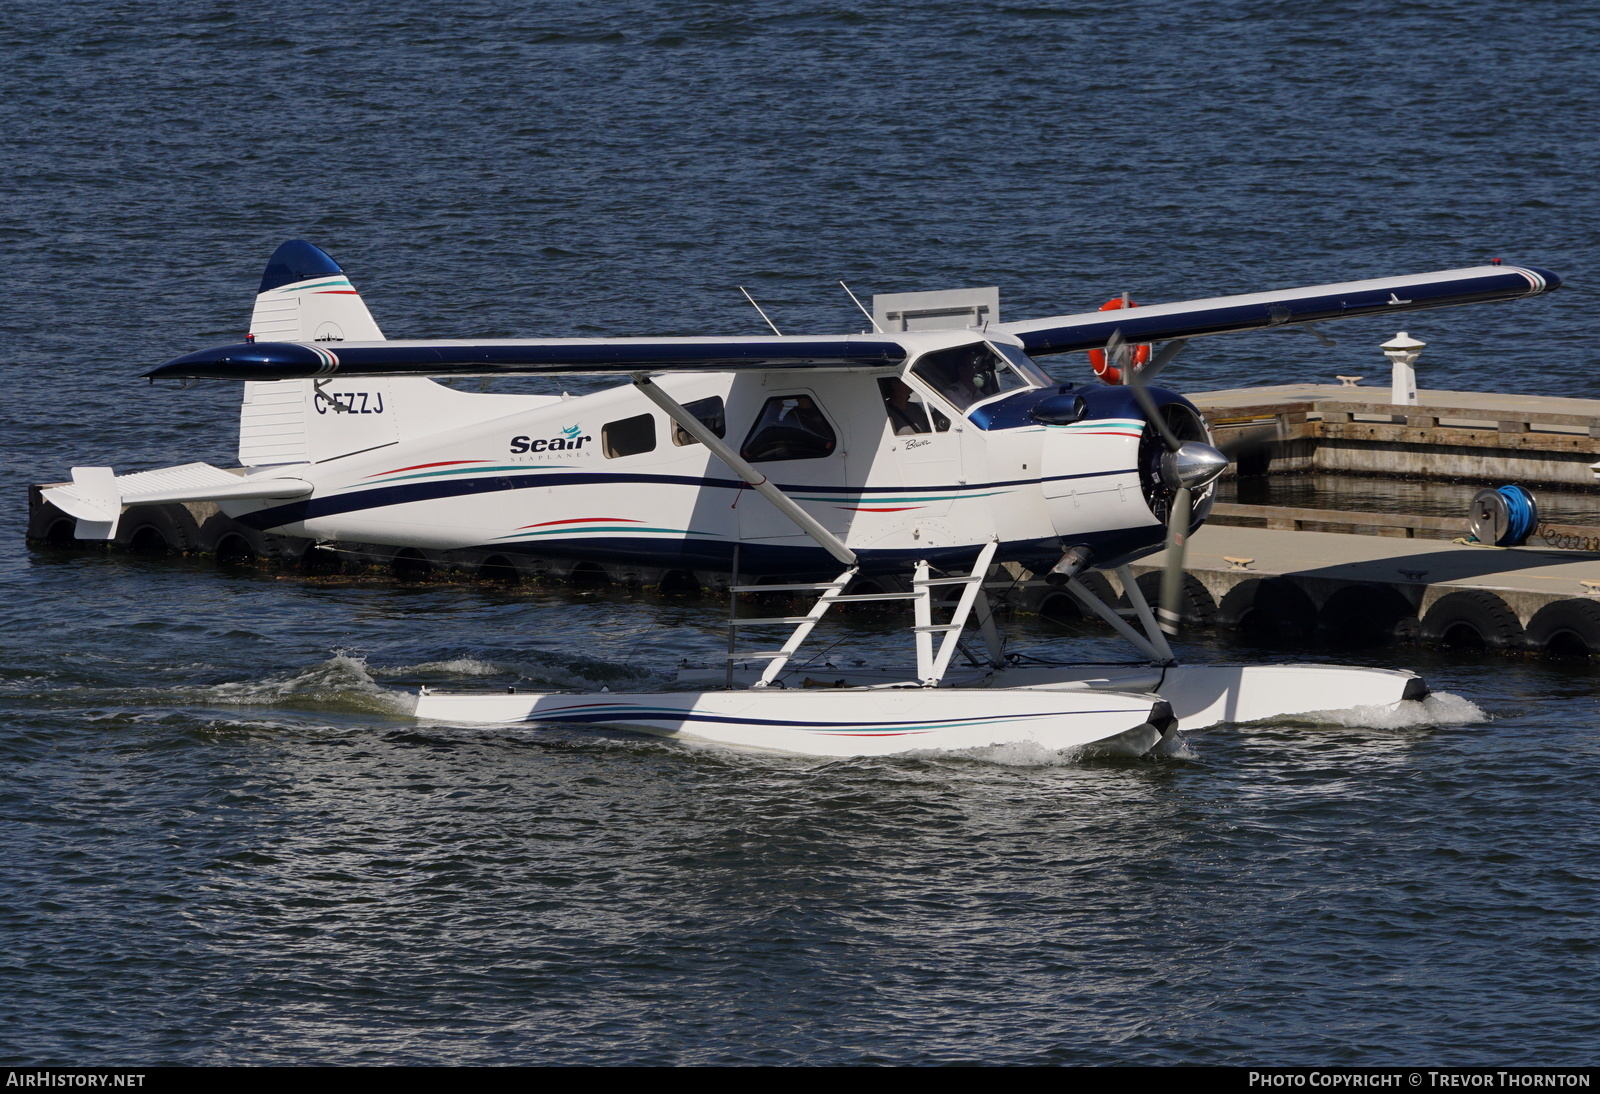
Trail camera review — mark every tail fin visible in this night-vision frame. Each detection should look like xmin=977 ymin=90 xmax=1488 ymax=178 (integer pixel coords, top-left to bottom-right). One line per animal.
xmin=241 ymin=240 xmax=407 ymax=467
xmin=248 ymin=239 xmax=385 ymax=342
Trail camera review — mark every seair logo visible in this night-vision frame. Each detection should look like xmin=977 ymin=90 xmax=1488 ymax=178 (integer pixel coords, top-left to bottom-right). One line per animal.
xmin=510 ymin=425 xmax=592 ymax=454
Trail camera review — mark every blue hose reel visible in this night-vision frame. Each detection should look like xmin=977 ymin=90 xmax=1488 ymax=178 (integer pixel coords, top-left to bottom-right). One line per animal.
xmin=1469 ymin=484 xmax=1539 ymax=547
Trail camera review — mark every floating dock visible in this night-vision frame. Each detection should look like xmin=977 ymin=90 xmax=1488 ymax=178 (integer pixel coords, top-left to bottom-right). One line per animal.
xmin=1192 ymin=383 xmax=1600 ymax=486
xmin=1088 ymin=384 xmax=1600 ymax=654
xmin=1107 ymin=523 xmax=1600 ymax=655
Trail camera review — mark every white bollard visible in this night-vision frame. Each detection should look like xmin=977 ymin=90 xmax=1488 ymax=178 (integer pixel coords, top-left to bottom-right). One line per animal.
xmin=1381 ymin=332 xmax=1425 ymax=406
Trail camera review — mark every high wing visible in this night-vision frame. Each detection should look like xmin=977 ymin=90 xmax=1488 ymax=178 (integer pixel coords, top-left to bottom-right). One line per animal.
xmin=1000 ymin=265 xmax=1559 ymax=356
xmin=145 ymin=263 xmax=1559 ymax=382
xmin=147 ymin=335 xmax=908 ymax=381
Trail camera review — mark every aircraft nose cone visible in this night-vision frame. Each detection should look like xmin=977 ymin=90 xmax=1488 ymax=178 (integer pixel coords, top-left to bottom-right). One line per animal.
xmin=1163 ymin=442 xmax=1230 ymax=491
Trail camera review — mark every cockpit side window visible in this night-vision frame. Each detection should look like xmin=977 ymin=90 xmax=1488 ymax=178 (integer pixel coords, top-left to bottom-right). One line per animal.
xmin=878 ymin=377 xmax=949 ymax=435
xmin=910 ymin=343 xmax=1030 ymax=413
xmin=671 ymin=396 xmax=727 ymax=446
xmin=740 ymin=394 xmax=838 ymax=462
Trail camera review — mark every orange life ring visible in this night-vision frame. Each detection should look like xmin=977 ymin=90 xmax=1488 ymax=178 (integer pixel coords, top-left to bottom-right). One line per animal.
xmin=1087 ymin=297 xmax=1150 ymax=384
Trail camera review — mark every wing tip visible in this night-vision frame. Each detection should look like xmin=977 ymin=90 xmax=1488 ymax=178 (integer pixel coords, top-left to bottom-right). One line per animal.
xmin=1519 ymin=265 xmax=1563 ymax=293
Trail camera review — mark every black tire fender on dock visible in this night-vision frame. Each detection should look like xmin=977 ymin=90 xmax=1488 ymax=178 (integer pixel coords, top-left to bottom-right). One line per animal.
xmin=1128 ymin=571 xmax=1216 ymax=628
xmin=476 ymin=554 xmax=524 ymax=584
xmin=655 ymin=569 xmax=703 ymax=595
xmin=197 ymin=511 xmax=269 ymax=557
xmin=1524 ymin=598 xmax=1600 ymax=657
xmin=1420 ymin=589 xmax=1524 ymax=650
xmin=387 ymin=548 xmax=434 ymax=581
xmin=26 ymin=491 xmax=77 ymax=545
xmin=301 ymin=543 xmax=346 ymax=575
xmin=1033 ymin=571 xmax=1117 ymax=625
xmin=1316 ymin=583 xmax=1418 ymax=647
xmin=1216 ymin=577 xmax=1317 ymax=640
xmin=120 ymin=504 xmax=200 ymax=554
xmin=30 ymin=510 xmax=79 ymax=546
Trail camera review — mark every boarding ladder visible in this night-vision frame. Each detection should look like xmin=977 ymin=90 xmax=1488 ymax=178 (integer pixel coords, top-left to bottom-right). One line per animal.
xmin=724 ymin=538 xmax=1003 ymax=688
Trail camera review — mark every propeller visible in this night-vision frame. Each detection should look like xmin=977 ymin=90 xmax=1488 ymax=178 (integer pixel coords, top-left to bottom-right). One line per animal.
xmin=1136 ymin=338 xmax=1282 ymax=469
xmin=1116 ymin=334 xmax=1229 ymax=637
xmin=1137 ymin=337 xmax=1188 ymax=385
xmin=1213 ymin=422 xmax=1281 ymax=469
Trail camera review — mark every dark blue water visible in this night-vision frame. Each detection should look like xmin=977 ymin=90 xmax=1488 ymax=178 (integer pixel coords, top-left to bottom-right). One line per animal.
xmin=3 ymin=0 xmax=1599 ymax=1066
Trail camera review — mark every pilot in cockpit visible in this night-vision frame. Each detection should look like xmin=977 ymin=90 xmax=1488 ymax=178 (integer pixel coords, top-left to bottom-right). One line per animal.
xmin=879 ymin=377 xmax=932 ymax=435
xmin=950 ymin=348 xmax=999 ymax=407
xmin=909 ymin=343 xmax=1023 ymax=414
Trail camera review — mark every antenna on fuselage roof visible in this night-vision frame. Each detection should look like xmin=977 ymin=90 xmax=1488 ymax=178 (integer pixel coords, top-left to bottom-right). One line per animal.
xmin=839 ymin=281 xmax=884 ymax=333
xmin=738 ymin=286 xmax=783 ymax=336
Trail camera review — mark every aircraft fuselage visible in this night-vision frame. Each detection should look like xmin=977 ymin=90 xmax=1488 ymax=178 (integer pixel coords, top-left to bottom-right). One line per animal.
xmin=221 ymin=351 xmax=1196 ymax=578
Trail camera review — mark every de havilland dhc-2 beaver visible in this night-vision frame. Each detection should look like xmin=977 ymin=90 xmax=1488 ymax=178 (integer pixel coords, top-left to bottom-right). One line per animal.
xmin=44 ymin=241 xmax=1561 ymax=756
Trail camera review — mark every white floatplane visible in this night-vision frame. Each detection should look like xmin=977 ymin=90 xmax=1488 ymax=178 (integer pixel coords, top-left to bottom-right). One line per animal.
xmin=45 ymin=241 xmax=1559 ymax=756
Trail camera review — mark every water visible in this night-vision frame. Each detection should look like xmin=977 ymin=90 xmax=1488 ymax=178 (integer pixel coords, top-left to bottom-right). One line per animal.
xmin=4 ymin=0 xmax=1599 ymax=1066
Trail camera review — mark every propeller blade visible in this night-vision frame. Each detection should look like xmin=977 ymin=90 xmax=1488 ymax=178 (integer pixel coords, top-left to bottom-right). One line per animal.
xmin=1103 ymin=328 xmax=1131 ymax=383
xmin=1214 ymin=423 xmax=1279 ymax=461
xmin=1157 ymin=485 xmax=1193 ymax=637
xmin=1126 ymin=346 xmax=1184 ymax=452
xmin=1139 ymin=338 xmax=1187 ymax=384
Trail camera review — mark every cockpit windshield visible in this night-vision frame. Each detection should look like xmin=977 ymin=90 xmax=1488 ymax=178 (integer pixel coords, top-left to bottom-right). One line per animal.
xmin=990 ymin=342 xmax=1054 ymax=388
xmin=909 ymin=342 xmax=1037 ymax=413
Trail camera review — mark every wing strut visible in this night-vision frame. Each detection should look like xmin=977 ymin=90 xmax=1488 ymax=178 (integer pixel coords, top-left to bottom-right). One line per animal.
xmin=629 ymin=374 xmax=858 ymax=566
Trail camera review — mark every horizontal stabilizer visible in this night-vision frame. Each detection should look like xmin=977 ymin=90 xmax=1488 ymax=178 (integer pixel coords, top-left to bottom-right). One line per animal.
xmin=45 ymin=467 xmax=122 ymax=535
xmin=42 ymin=463 xmax=312 ymax=540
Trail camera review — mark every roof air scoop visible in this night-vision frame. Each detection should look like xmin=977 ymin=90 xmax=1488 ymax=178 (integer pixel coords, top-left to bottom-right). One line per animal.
xmin=872 ymin=287 xmax=999 ymax=332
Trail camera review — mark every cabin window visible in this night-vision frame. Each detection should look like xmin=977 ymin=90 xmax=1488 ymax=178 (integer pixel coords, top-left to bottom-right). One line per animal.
xmin=910 ymin=342 xmax=1030 ymax=413
xmin=671 ymin=396 xmax=727 ymax=447
xmin=603 ymin=413 xmax=656 ymax=458
xmin=740 ymin=395 xmax=837 ymax=462
xmin=878 ymin=377 xmax=949 ymax=435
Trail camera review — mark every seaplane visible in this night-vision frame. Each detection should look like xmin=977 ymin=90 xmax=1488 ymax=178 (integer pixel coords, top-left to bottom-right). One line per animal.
xmin=43 ymin=241 xmax=1561 ymax=757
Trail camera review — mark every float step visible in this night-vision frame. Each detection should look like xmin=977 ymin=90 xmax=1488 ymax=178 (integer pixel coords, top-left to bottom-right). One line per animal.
xmin=830 ymin=592 xmax=919 ymax=603
xmin=724 ymin=650 xmax=789 ymax=661
xmin=913 ymin=575 xmax=982 ymax=587
xmin=730 ymin=581 xmax=846 ymax=593
xmin=728 ymin=616 xmax=815 ymax=626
